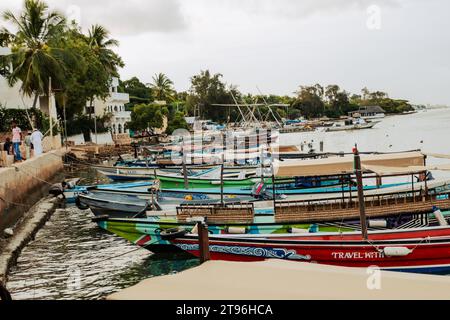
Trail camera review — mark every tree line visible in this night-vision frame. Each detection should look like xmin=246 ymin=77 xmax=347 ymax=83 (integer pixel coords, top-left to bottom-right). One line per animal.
xmin=1 ymin=0 xmax=122 ymax=137
xmin=1 ymin=0 xmax=413 ymax=137
xmin=123 ymin=72 xmax=414 ymax=133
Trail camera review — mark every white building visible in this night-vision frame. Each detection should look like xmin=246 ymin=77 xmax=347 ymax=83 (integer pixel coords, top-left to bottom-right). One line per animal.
xmin=0 ymin=46 xmax=57 ymax=119
xmin=0 ymin=47 xmax=38 ymax=110
xmin=88 ymin=77 xmax=131 ymax=135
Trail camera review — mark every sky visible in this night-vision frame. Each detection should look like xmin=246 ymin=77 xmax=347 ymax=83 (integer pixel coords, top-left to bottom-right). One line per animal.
xmin=2 ymin=0 xmax=450 ymax=105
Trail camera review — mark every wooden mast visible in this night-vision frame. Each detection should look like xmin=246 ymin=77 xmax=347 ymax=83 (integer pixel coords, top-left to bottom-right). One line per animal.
xmin=353 ymin=145 xmax=368 ymax=240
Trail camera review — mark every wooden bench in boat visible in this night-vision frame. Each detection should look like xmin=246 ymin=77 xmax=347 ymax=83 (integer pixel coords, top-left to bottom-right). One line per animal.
xmin=274 ymin=190 xmax=450 ymax=223
xmin=176 ymin=203 xmax=255 ymax=224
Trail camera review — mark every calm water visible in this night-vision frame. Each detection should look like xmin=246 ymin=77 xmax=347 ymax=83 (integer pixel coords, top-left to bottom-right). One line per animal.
xmin=6 ymin=108 xmax=450 ymax=300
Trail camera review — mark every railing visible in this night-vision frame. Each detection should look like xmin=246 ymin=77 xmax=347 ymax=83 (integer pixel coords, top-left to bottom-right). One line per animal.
xmin=110 ymin=92 xmax=129 ymax=101
xmin=275 ymin=190 xmax=450 ymax=223
xmin=177 ymin=202 xmax=254 ymax=224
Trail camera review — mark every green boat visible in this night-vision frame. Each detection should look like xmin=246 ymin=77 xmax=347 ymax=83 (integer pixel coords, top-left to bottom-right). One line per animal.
xmin=94 ymin=214 xmax=353 ymax=253
xmin=98 ymin=169 xmax=272 ymax=188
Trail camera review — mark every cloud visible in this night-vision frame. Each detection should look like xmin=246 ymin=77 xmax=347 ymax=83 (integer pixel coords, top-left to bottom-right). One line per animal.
xmin=1 ymin=0 xmax=187 ymax=36
xmin=183 ymin=0 xmax=401 ymax=20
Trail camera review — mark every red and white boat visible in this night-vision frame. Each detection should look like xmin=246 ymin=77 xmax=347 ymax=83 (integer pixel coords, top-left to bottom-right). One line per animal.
xmin=168 ymin=226 xmax=450 ymax=274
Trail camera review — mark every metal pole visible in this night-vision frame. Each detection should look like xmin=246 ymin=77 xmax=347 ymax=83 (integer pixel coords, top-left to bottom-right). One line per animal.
xmin=94 ymin=114 xmax=98 ymax=145
xmin=354 ymin=146 xmax=368 ymax=240
xmin=271 ymin=163 xmax=277 ymax=215
xmin=220 ymin=154 xmax=224 ymax=206
xmin=49 ymin=77 xmax=53 ymax=149
xmin=260 ymin=146 xmax=265 ymax=184
xmin=182 ymin=138 xmax=188 ymax=189
xmin=63 ymin=95 xmax=68 ymax=152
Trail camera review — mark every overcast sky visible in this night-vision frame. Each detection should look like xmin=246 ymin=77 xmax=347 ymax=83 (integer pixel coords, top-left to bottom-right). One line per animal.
xmin=2 ymin=0 xmax=450 ymax=105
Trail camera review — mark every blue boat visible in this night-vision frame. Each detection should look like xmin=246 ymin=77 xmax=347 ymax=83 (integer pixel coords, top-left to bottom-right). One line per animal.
xmin=64 ymin=181 xmax=154 ymax=203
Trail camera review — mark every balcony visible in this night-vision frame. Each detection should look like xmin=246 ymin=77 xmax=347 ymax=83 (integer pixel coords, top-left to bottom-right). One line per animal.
xmin=112 ymin=110 xmax=131 ymax=120
xmin=109 ymin=92 xmax=129 ymax=103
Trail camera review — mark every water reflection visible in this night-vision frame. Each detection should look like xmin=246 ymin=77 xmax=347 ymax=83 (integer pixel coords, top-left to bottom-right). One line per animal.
xmin=6 ymin=109 xmax=450 ymax=299
xmin=7 ymin=206 xmax=198 ymax=300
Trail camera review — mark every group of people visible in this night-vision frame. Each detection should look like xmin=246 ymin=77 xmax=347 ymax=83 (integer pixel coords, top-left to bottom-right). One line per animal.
xmin=3 ymin=121 xmax=44 ymax=162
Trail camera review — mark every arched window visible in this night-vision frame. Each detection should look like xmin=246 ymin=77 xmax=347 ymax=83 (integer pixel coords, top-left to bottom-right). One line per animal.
xmin=114 ymin=106 xmax=118 ymax=112
xmin=112 ymin=124 xmax=116 ymax=134
xmin=118 ymin=123 xmax=122 ymax=134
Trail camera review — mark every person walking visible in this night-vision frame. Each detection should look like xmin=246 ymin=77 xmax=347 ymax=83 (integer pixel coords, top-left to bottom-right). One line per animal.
xmin=24 ymin=130 xmax=32 ymax=159
xmin=30 ymin=128 xmax=43 ymax=156
xmin=3 ymin=137 xmax=12 ymax=154
xmin=11 ymin=121 xmax=22 ymax=162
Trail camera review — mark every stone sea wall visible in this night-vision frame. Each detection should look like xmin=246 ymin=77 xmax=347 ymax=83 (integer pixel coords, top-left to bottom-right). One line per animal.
xmin=0 ymin=150 xmax=64 ymax=232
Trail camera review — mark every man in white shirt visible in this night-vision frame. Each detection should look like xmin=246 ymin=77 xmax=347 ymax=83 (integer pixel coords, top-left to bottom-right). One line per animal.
xmin=30 ymin=128 xmax=44 ymax=156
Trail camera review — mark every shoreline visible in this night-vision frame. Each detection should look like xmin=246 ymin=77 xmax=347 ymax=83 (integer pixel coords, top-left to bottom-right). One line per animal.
xmin=0 ymin=196 xmax=63 ymax=284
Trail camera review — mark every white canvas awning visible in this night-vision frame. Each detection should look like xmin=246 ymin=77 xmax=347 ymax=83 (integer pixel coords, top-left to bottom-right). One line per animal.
xmin=362 ymin=163 xmax=450 ymax=176
xmin=273 ymin=151 xmax=425 ymax=177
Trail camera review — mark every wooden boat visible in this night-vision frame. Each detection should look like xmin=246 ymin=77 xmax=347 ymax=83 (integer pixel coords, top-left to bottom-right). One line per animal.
xmin=97 ymin=168 xmax=264 ymax=187
xmin=76 ymin=192 xmax=150 ymax=218
xmin=167 ymin=225 xmax=450 ymax=274
xmin=63 ymin=181 xmax=154 ymax=204
xmin=325 ymin=118 xmax=378 ymax=132
xmin=92 ymin=150 xmax=450 ymax=273
xmin=93 ymin=188 xmax=450 ymax=254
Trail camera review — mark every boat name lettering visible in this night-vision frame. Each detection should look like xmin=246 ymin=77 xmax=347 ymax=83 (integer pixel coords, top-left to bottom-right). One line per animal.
xmin=331 ymin=251 xmax=384 ymax=259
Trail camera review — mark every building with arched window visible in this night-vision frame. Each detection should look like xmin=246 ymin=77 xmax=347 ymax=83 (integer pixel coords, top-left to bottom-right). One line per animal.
xmin=85 ymin=77 xmax=131 ymax=139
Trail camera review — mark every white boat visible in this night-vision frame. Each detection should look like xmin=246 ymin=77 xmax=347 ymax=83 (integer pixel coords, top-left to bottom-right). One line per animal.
xmin=326 ymin=118 xmax=378 ymax=132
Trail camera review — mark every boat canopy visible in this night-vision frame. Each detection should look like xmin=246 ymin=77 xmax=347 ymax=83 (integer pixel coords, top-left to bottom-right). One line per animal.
xmin=362 ymin=163 xmax=450 ymax=176
xmin=273 ymin=151 xmax=425 ymax=177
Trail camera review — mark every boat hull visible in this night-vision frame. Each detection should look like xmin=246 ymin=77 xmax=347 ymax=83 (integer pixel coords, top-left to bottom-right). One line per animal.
xmin=170 ymin=227 xmax=450 ymax=274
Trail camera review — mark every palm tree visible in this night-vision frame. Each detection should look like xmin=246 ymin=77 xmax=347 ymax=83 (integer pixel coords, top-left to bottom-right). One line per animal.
xmin=2 ymin=0 xmax=67 ymax=108
xmin=84 ymin=24 xmax=123 ymax=119
xmin=149 ymin=73 xmax=175 ymax=102
xmin=86 ymin=24 xmax=123 ymax=76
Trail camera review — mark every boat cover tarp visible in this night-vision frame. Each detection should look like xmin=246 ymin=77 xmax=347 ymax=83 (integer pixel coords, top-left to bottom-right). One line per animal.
xmin=362 ymin=163 xmax=450 ymax=176
xmin=273 ymin=151 xmax=425 ymax=177
xmin=107 ymin=260 xmax=450 ymax=300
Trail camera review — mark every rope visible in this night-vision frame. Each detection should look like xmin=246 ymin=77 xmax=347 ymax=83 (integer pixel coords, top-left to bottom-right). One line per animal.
xmin=88 ymin=240 xmax=159 ymax=267
xmin=0 ymin=194 xmax=31 ymax=208
xmin=366 ymin=235 xmax=431 ymax=254
xmin=12 ymin=166 xmax=54 ymax=186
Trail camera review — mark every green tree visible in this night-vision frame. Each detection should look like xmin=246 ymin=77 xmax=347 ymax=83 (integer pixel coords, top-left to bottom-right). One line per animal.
xmin=120 ymin=77 xmax=153 ymax=107
xmin=2 ymin=0 xmax=68 ymax=108
xmin=324 ymin=85 xmax=352 ymax=117
xmin=84 ymin=24 xmax=123 ymax=118
xmin=149 ymin=73 xmax=175 ymax=102
xmin=187 ymin=70 xmax=234 ymax=123
xmin=166 ymin=111 xmax=189 ymax=134
xmin=292 ymin=85 xmax=325 ymax=119
xmin=128 ymin=104 xmax=164 ymax=133
xmin=86 ymin=24 xmax=123 ymax=76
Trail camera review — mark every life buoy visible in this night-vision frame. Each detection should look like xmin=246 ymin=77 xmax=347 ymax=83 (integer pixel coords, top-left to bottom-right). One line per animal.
xmin=159 ymin=227 xmax=187 ymax=240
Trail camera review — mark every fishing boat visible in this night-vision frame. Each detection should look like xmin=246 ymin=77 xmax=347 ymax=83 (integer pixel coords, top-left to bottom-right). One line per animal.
xmin=76 ymin=192 xmax=151 ymax=218
xmin=93 ymin=186 xmax=450 ymax=253
xmin=92 ymin=149 xmax=450 ymax=273
xmin=165 ymin=225 xmax=450 ymax=274
xmin=63 ymin=181 xmax=154 ymax=204
xmin=325 ymin=118 xmax=378 ymax=132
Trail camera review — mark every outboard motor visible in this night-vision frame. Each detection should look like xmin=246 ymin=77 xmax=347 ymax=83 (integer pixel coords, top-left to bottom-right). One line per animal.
xmin=251 ymin=182 xmax=266 ymax=199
